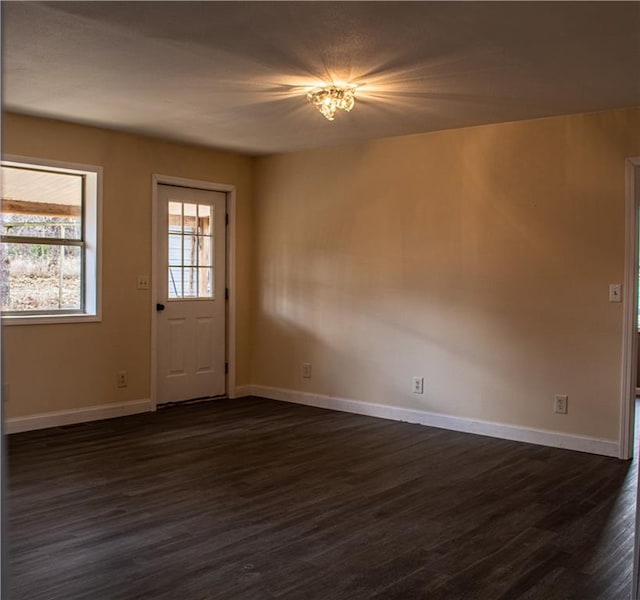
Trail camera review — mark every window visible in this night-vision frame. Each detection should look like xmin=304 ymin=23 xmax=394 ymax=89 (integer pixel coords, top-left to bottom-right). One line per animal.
xmin=1 ymin=158 xmax=101 ymax=323
xmin=168 ymin=200 xmax=214 ymax=299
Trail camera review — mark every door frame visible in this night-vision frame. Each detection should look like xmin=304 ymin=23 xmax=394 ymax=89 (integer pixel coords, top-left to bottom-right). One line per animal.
xmin=620 ymin=157 xmax=640 ymax=461
xmin=151 ymin=174 xmax=237 ymax=409
xmin=624 ymin=157 xmax=640 ymax=600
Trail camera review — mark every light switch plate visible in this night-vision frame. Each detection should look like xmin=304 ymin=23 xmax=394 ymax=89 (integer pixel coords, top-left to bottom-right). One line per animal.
xmin=137 ymin=275 xmax=150 ymax=290
xmin=609 ymin=283 xmax=622 ymax=302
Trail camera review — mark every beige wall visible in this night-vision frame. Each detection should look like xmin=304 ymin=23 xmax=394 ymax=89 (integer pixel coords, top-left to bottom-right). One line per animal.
xmin=2 ymin=113 xmax=253 ymax=419
xmin=253 ymin=107 xmax=640 ymax=442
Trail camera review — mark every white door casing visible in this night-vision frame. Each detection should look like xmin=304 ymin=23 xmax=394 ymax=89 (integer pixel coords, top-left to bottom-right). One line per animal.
xmin=621 ymin=158 xmax=640 ymax=459
xmin=156 ymin=184 xmax=226 ymax=404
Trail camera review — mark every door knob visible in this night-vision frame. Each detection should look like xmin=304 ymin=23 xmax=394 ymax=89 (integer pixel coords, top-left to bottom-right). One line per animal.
xmin=156 ymin=303 xmax=165 ymax=311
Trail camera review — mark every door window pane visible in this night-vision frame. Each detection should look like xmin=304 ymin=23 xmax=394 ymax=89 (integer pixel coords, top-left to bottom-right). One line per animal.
xmin=198 ymin=204 xmax=212 ymax=235
xmin=183 ymin=268 xmax=198 ymax=297
xmin=198 ymin=236 xmax=212 ymax=267
xmin=168 ymin=267 xmax=182 ymax=298
xmin=183 ymin=203 xmax=198 ymax=233
xmin=183 ymin=234 xmax=195 ymax=267
xmin=198 ymin=267 xmax=212 ymax=298
xmin=168 ymin=202 xmax=182 ymax=231
xmin=168 ymin=234 xmax=182 ymax=266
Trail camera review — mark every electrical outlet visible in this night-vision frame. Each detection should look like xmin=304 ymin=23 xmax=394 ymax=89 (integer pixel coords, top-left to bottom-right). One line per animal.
xmin=554 ymin=394 xmax=568 ymax=414
xmin=412 ymin=377 xmax=424 ymax=394
xmin=117 ymin=370 xmax=128 ymax=388
xmin=137 ymin=275 xmax=150 ymax=290
xmin=303 ymin=362 xmax=312 ymax=379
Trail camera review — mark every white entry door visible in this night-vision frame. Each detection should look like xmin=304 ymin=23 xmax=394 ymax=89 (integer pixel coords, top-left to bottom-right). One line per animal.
xmin=156 ymin=184 xmax=226 ymax=404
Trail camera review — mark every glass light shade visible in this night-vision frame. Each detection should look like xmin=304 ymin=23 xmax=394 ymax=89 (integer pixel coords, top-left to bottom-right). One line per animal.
xmin=307 ymin=85 xmax=357 ymax=121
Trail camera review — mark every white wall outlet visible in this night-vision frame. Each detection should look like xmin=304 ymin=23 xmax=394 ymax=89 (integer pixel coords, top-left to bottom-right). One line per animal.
xmin=117 ymin=370 xmax=128 ymax=388
xmin=137 ymin=275 xmax=150 ymax=290
xmin=609 ymin=283 xmax=622 ymax=302
xmin=412 ymin=376 xmax=424 ymax=394
xmin=302 ymin=362 xmax=312 ymax=379
xmin=554 ymin=394 xmax=568 ymax=414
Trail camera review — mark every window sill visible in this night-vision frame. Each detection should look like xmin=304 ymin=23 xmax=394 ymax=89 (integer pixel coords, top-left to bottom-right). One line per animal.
xmin=2 ymin=313 xmax=101 ymax=326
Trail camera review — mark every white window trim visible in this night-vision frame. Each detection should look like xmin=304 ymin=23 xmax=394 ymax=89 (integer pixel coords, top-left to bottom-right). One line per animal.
xmin=1 ymin=155 xmax=102 ymax=326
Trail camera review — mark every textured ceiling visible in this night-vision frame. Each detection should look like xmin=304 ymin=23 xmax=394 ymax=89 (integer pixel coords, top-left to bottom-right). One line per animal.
xmin=3 ymin=1 xmax=640 ymax=155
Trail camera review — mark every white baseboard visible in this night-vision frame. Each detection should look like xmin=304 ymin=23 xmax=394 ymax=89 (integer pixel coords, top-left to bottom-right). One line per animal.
xmin=5 ymin=399 xmax=153 ymax=434
xmin=230 ymin=385 xmax=252 ymax=399
xmin=249 ymin=385 xmax=619 ymax=458
xmin=5 ymin=388 xmax=620 ymax=457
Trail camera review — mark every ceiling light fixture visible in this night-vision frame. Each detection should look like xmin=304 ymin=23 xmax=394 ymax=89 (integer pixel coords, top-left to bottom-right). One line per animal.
xmin=307 ymin=85 xmax=357 ymax=121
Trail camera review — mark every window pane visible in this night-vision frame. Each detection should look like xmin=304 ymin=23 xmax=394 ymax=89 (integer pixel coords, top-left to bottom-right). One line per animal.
xmin=198 ymin=236 xmax=212 ymax=267
xmin=168 ymin=267 xmax=182 ymax=298
xmin=183 ymin=203 xmax=197 ymax=233
xmin=3 ymin=215 xmax=81 ymax=240
xmin=198 ymin=204 xmax=212 ymax=235
xmin=198 ymin=267 xmax=212 ymax=298
xmin=183 ymin=234 xmax=195 ymax=267
xmin=168 ymin=234 xmax=182 ymax=266
xmin=1 ymin=166 xmax=82 ymax=240
xmin=2 ymin=242 xmax=81 ymax=311
xmin=168 ymin=201 xmax=182 ymax=232
xmin=183 ymin=268 xmax=197 ymax=297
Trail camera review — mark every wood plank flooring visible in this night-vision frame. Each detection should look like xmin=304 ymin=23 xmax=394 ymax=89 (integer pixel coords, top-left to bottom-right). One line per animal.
xmin=6 ymin=397 xmax=637 ymax=599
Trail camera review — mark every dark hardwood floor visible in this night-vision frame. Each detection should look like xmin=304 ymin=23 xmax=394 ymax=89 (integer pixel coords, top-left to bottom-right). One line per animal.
xmin=6 ymin=396 xmax=638 ymax=599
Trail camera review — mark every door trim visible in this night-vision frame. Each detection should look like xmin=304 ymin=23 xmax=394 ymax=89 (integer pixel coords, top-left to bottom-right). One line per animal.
xmin=620 ymin=157 xmax=640 ymax=460
xmin=623 ymin=158 xmax=640 ymax=600
xmin=151 ymin=174 xmax=237 ymax=409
